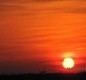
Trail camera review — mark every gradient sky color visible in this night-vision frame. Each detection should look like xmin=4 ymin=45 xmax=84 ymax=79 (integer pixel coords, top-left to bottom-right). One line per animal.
xmin=0 ymin=0 xmax=86 ymax=74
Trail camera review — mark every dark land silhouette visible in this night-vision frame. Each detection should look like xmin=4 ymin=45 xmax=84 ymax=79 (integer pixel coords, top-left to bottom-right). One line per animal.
xmin=0 ymin=72 xmax=86 ymax=80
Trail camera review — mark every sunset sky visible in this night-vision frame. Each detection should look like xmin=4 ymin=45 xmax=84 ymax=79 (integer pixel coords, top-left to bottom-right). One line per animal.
xmin=0 ymin=0 xmax=86 ymax=74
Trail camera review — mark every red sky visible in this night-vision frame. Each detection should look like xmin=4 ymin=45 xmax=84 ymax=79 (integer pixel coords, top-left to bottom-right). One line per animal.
xmin=0 ymin=0 xmax=86 ymax=74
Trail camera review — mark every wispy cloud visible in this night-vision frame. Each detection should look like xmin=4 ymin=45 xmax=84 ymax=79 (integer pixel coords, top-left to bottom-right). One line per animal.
xmin=0 ymin=4 xmax=24 ymax=12
xmin=0 ymin=0 xmax=86 ymax=14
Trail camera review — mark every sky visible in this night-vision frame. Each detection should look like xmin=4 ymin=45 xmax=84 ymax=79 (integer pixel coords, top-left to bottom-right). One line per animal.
xmin=0 ymin=0 xmax=86 ymax=74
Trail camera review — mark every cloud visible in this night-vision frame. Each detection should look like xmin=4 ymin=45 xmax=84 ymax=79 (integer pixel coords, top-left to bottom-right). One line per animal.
xmin=0 ymin=0 xmax=26 ymax=12
xmin=0 ymin=0 xmax=86 ymax=16
xmin=0 ymin=0 xmax=60 ymax=3
xmin=0 ymin=4 xmax=24 ymax=12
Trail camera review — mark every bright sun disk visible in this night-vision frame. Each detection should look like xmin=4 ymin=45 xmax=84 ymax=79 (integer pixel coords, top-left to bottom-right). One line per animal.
xmin=62 ymin=58 xmax=75 ymax=69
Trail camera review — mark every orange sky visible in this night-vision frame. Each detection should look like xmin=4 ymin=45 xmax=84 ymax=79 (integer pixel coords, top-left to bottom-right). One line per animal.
xmin=0 ymin=0 xmax=86 ymax=73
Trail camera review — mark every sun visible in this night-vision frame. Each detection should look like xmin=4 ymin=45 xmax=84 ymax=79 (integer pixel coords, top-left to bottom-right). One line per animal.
xmin=62 ymin=58 xmax=75 ymax=69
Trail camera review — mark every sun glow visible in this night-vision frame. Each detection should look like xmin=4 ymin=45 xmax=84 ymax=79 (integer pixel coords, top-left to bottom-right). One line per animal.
xmin=62 ymin=58 xmax=75 ymax=69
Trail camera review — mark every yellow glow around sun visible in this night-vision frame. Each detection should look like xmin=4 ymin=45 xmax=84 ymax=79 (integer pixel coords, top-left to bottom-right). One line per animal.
xmin=62 ymin=58 xmax=75 ymax=69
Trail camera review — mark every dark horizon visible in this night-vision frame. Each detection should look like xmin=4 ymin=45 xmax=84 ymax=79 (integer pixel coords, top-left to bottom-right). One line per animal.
xmin=0 ymin=71 xmax=86 ymax=80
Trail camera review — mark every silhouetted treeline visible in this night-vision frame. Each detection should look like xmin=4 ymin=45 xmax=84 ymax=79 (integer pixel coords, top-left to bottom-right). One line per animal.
xmin=0 ymin=72 xmax=86 ymax=80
